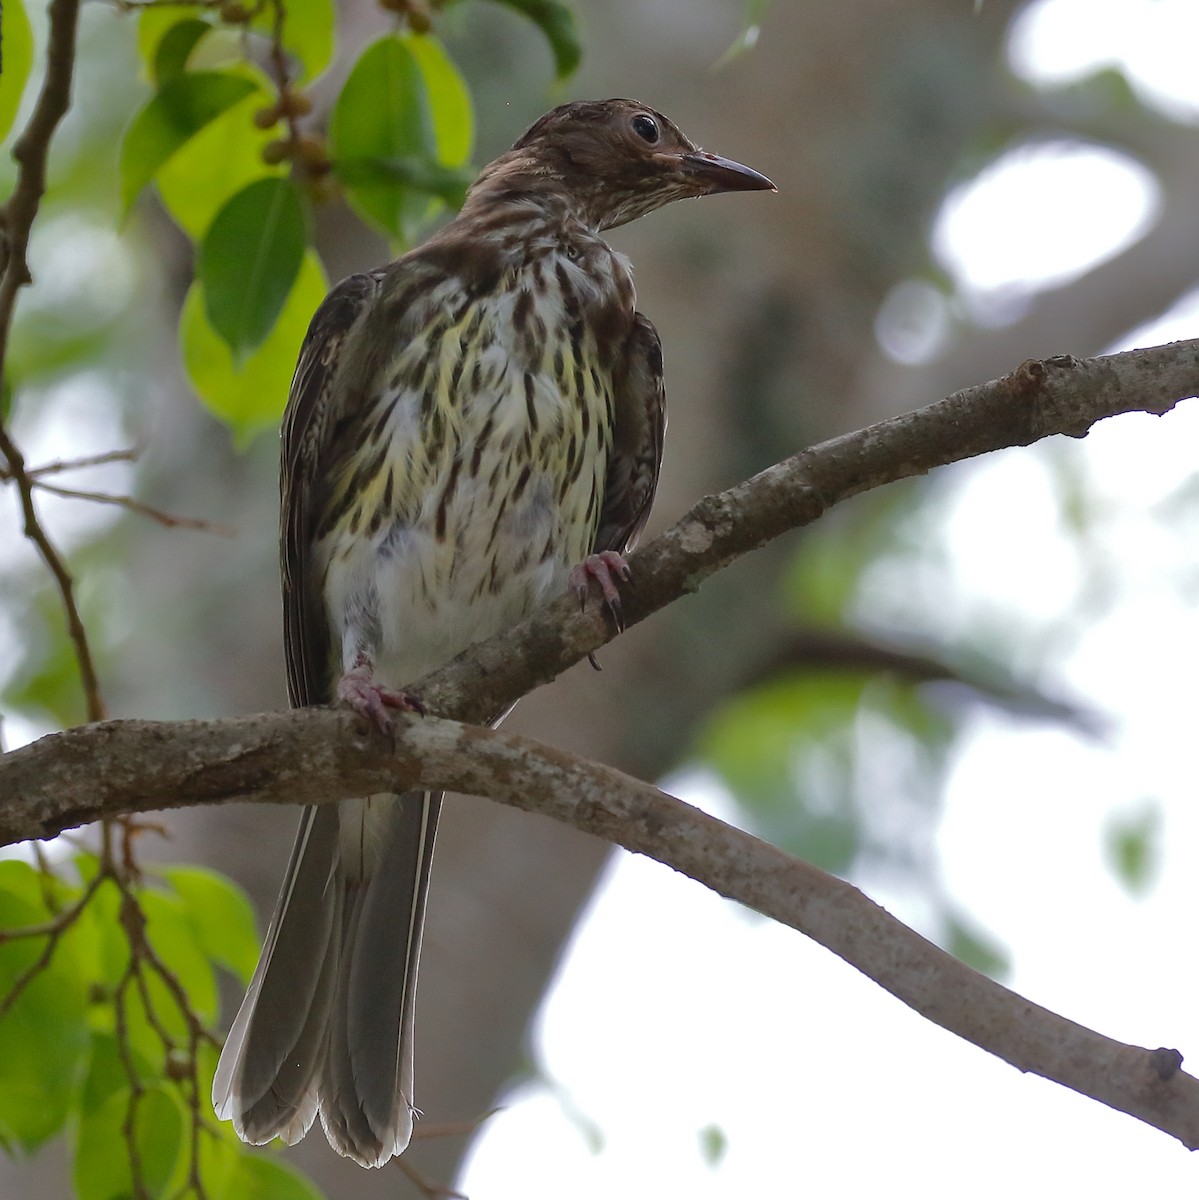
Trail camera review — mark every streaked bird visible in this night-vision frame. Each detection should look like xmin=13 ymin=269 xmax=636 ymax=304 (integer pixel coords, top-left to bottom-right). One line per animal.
xmin=213 ymin=98 xmax=773 ymax=1167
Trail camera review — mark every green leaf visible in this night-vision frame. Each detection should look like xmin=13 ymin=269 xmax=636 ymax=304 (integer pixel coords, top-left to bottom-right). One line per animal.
xmin=181 ymin=250 xmax=328 ymax=442
xmin=334 ymin=154 xmax=473 ymax=208
xmin=1106 ymin=802 xmax=1161 ymax=895
xmin=74 ymin=1087 xmax=186 ymax=1200
xmin=699 ymin=674 xmax=866 ymax=871
xmin=945 ymin=912 xmax=1009 ymax=979
xmin=72 ymin=876 xmax=129 ymax=995
xmin=155 ymin=69 xmax=284 ymax=240
xmin=0 ymin=873 xmax=89 ymax=1150
xmin=406 ymin=32 xmax=473 ymax=165
xmin=139 ymin=3 xmax=334 ymax=83
xmin=80 ymin=1033 xmax=147 ymax=1117
xmin=0 ymin=859 xmax=51 ymax=910
xmin=0 ymin=0 xmax=34 ymax=144
xmin=194 ymin=1126 xmax=242 ymax=1197
xmin=698 ymin=1123 xmax=727 ymax=1168
xmin=119 ymin=70 xmax=260 ymax=215
xmin=137 ymin=8 xmax=203 ymax=75
xmin=153 ymin=17 xmax=214 ymax=85
xmin=783 ymin=486 xmax=921 ymax=627
xmin=484 ymin=0 xmax=580 ymax=78
xmin=7 ymin=321 xmax=116 ymax=388
xmin=227 ymin=1155 xmax=327 ymax=1200
xmin=141 ymin=888 xmax=219 ymax=1025
xmin=3 ymin=589 xmax=90 ymax=726
xmin=161 ymin=865 xmax=261 ymax=984
xmin=330 ymin=33 xmax=473 ymax=241
xmin=199 ymin=177 xmax=307 ymax=360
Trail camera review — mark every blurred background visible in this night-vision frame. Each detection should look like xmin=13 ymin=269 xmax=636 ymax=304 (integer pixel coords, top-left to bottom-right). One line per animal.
xmin=4 ymin=0 xmax=1199 ymax=1194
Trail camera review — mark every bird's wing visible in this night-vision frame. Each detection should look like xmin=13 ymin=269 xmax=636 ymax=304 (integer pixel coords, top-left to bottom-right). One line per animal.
xmin=280 ymin=270 xmax=384 ymax=708
xmin=594 ymin=311 xmax=667 ymax=556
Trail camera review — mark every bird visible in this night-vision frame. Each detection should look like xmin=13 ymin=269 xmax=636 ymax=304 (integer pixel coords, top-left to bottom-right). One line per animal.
xmin=212 ymin=97 xmax=773 ymax=1167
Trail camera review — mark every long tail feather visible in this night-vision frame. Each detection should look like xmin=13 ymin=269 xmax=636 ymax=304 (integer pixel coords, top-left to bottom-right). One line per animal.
xmin=213 ymin=793 xmax=440 ymax=1166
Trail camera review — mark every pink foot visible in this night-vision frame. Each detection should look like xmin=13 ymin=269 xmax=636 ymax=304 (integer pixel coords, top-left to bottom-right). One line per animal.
xmin=337 ymin=660 xmax=425 ymax=735
xmin=568 ymin=550 xmax=632 ymax=628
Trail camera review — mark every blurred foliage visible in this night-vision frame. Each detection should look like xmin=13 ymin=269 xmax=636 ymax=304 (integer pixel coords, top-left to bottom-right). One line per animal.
xmin=475 ymin=0 xmax=581 ymax=77
xmin=2 ymin=0 xmax=1189 ymax=1192
xmin=0 ymin=853 xmax=292 ymax=1197
xmin=715 ymin=0 xmax=772 ymax=68
xmin=0 ymin=0 xmax=34 ymax=145
xmin=197 ymin=176 xmax=307 ymax=361
xmin=0 ymin=1 xmax=581 ymax=1195
xmin=1105 ymin=802 xmax=1161 ymax=896
xmin=181 ymin=248 xmax=329 ymax=440
xmin=697 ymin=1123 xmax=727 ymax=1168
xmin=328 ymin=32 xmax=473 ymax=240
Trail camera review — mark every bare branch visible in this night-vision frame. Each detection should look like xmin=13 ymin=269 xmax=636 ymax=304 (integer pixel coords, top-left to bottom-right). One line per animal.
xmin=5 ymin=342 xmax=1199 ymax=1151
xmin=5 ymin=706 xmax=1199 ymax=1149
xmin=409 ymin=343 xmax=1199 ymax=726
xmin=0 ymin=0 xmax=104 ymax=721
xmin=6 ymin=340 xmax=1198 ymax=822
xmin=730 ymin=627 xmax=1101 ymax=730
xmin=31 ymin=479 xmax=237 ymax=535
xmin=1 ymin=444 xmax=141 ymax=479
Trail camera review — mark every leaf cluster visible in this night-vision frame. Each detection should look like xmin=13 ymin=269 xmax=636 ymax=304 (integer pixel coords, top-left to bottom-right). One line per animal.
xmin=113 ymin=0 xmax=579 ymax=441
xmin=0 ymin=850 xmax=323 ymax=1199
xmin=0 ymin=2 xmax=580 ymax=1195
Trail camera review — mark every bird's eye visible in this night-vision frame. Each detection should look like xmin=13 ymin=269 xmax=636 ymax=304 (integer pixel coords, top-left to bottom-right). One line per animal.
xmin=631 ymin=114 xmax=660 ymax=144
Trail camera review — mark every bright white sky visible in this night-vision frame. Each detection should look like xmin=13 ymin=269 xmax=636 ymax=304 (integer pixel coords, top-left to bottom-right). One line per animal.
xmin=463 ymin=2 xmax=1199 ymax=1194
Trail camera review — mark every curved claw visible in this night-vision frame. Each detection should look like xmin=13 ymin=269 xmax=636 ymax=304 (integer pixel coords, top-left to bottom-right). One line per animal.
xmin=568 ymin=551 xmax=632 ymax=630
xmin=337 ymin=661 xmax=425 ymax=735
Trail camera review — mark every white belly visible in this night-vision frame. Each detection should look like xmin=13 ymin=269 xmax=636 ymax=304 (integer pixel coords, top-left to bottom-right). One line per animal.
xmin=318 ymin=333 xmax=610 ymax=692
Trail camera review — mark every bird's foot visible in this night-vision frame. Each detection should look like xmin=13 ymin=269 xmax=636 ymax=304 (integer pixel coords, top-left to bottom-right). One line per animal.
xmin=337 ymin=661 xmax=425 ymax=735
xmin=569 ymin=551 xmax=632 ymax=630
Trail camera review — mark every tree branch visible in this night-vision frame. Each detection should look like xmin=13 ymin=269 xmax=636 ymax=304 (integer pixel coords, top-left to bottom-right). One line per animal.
xmin=409 ymin=342 xmax=1199 ymax=725
xmin=4 ymin=341 xmax=1199 ymax=1148
xmin=5 ymin=340 xmax=1197 ymax=808
xmin=5 ymin=706 xmax=1199 ymax=1149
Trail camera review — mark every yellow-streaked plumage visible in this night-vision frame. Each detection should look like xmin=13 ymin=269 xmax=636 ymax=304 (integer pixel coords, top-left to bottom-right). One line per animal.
xmin=213 ymin=98 xmax=773 ymax=1168
xmin=317 ymin=248 xmax=623 ymax=691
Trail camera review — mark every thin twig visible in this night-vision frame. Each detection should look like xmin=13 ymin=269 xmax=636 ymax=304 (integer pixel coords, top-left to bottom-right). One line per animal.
xmin=32 ymin=479 xmax=237 ymax=535
xmin=0 ymin=867 xmax=105 ymax=1022
xmin=410 ymin=1111 xmax=501 ymax=1143
xmin=21 ymin=444 xmax=141 ymax=478
xmin=0 ymin=432 xmax=106 ymax=719
xmin=266 ymin=0 xmax=297 ymax=135
xmin=112 ymin=960 xmax=151 ymax=1200
xmin=115 ymin=871 xmax=217 ymax=1200
xmin=0 ymin=0 xmax=103 ymax=720
xmin=395 ymin=1157 xmax=468 ymax=1200
xmin=0 ymin=0 xmax=82 ymax=373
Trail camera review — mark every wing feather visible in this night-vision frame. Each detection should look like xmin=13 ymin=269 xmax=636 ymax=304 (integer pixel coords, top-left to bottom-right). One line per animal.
xmin=280 ymin=271 xmax=384 ymax=707
xmin=593 ymin=311 xmax=666 ymax=556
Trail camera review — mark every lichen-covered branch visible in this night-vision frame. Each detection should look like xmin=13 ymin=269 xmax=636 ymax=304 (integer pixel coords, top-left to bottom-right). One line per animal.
xmin=5 ymin=706 xmax=1199 ymax=1150
xmin=4 ymin=341 xmax=1199 ymax=1151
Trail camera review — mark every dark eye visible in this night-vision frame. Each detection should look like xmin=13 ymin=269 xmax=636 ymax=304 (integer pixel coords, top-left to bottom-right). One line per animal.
xmin=631 ymin=114 xmax=659 ymax=144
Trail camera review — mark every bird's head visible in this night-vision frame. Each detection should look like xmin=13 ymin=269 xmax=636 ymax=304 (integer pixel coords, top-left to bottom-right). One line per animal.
xmin=474 ymin=98 xmax=775 ymax=231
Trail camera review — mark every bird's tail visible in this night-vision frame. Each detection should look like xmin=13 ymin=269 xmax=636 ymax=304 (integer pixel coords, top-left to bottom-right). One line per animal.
xmin=212 ymin=791 xmax=441 ymax=1167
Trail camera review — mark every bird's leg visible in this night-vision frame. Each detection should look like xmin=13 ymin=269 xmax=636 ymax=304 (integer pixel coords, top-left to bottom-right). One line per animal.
xmin=569 ymin=550 xmax=632 ymax=629
xmin=336 ymin=652 xmax=426 ymax=735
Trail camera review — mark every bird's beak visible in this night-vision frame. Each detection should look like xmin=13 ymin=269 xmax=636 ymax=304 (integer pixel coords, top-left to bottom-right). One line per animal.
xmin=679 ymin=150 xmax=776 ymax=194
